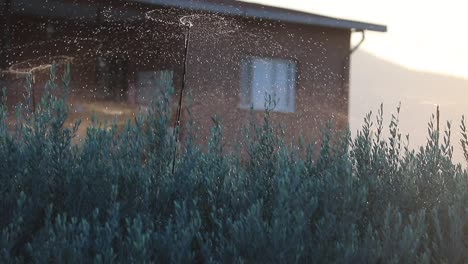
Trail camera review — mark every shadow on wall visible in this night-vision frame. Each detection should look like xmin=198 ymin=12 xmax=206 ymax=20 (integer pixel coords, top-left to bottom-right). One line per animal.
xmin=350 ymin=50 xmax=468 ymax=163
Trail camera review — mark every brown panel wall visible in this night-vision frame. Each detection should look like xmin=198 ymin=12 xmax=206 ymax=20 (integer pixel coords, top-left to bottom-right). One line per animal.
xmin=185 ymin=18 xmax=351 ymax=148
xmin=3 ymin=10 xmax=185 ymax=108
xmin=3 ymin=3 xmax=351 ymax=148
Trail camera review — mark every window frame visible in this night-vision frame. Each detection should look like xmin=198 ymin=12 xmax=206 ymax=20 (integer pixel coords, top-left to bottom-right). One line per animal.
xmin=239 ymin=56 xmax=297 ymax=113
xmin=134 ymin=69 xmax=174 ymax=105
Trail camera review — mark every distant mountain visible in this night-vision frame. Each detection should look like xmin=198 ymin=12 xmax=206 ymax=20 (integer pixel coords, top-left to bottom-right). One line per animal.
xmin=349 ymin=50 xmax=468 ymax=162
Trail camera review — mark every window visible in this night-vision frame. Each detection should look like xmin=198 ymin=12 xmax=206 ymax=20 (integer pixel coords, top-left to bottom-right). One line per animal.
xmin=135 ymin=70 xmax=174 ymax=105
xmin=240 ymin=57 xmax=296 ymax=113
xmin=96 ymin=55 xmax=129 ymax=101
xmin=134 ymin=70 xmax=175 ymax=136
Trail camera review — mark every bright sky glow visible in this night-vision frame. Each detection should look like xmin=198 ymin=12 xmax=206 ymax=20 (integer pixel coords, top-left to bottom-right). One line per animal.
xmin=241 ymin=0 xmax=468 ymax=79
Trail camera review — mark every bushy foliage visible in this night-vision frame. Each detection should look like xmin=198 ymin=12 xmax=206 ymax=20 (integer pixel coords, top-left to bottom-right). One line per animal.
xmin=2 ymin=66 xmax=468 ymax=263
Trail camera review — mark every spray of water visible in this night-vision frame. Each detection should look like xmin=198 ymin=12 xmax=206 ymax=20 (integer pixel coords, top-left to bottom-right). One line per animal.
xmin=7 ymin=55 xmax=74 ymax=76
xmin=3 ymin=4 xmax=336 ymax=146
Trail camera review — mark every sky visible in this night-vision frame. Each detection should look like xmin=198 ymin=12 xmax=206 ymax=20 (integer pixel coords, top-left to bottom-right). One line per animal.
xmin=241 ymin=0 xmax=468 ymax=79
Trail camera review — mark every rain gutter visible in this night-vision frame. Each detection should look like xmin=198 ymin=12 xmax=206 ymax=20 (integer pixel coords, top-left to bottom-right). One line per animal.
xmin=132 ymin=0 xmax=387 ymax=32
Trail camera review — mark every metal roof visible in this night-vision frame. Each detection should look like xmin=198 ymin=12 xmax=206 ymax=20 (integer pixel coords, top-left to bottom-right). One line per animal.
xmin=132 ymin=0 xmax=387 ymax=32
xmin=8 ymin=0 xmax=386 ymax=32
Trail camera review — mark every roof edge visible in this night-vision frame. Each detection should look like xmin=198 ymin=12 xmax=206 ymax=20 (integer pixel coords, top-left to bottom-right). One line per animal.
xmin=133 ymin=0 xmax=387 ymax=32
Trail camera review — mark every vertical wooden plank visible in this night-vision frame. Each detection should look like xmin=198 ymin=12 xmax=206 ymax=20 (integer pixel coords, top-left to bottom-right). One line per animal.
xmin=0 ymin=0 xmax=11 ymax=89
xmin=0 ymin=0 xmax=11 ymax=70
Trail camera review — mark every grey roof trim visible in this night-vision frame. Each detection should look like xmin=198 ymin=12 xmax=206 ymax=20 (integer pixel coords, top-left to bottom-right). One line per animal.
xmin=11 ymin=0 xmax=98 ymax=21
xmin=10 ymin=0 xmax=143 ymax=22
xmin=133 ymin=0 xmax=387 ymax=32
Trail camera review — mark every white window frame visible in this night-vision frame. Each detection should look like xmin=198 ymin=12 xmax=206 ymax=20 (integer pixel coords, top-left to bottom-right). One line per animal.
xmin=240 ymin=57 xmax=297 ymax=113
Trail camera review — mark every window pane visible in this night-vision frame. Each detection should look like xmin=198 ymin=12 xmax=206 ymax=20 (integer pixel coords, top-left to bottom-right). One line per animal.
xmin=240 ymin=57 xmax=296 ymax=112
xmin=273 ymin=61 xmax=289 ymax=111
xmin=136 ymin=70 xmax=174 ymax=106
xmin=252 ymin=58 xmax=271 ymax=109
xmin=239 ymin=59 xmax=251 ymax=107
xmin=287 ymin=63 xmax=296 ymax=111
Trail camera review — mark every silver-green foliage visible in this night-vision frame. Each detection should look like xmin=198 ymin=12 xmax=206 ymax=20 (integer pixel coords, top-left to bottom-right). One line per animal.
xmin=1 ymin=66 xmax=468 ymax=263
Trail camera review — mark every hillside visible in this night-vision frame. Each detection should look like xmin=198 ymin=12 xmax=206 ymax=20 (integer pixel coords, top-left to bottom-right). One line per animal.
xmin=350 ymin=50 xmax=468 ymax=162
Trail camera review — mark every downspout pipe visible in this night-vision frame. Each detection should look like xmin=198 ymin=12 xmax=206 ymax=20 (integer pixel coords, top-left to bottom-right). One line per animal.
xmin=341 ymin=29 xmax=365 ymax=120
xmin=341 ymin=29 xmax=365 ymax=90
xmin=350 ymin=29 xmax=365 ymax=55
